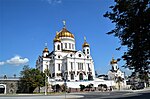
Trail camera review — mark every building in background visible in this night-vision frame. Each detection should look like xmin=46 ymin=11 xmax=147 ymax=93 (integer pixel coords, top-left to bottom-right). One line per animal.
xmin=108 ymin=58 xmax=126 ymax=89
xmin=108 ymin=57 xmax=125 ymax=80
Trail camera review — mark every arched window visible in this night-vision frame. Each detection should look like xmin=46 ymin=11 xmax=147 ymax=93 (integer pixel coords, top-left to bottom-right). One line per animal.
xmin=69 ymin=43 xmax=71 ymax=49
xmin=87 ymin=49 xmax=89 ymax=54
xmin=57 ymin=45 xmax=60 ymax=50
xmin=83 ymin=49 xmax=85 ymax=54
xmin=88 ymin=74 xmax=93 ymax=81
xmin=71 ymin=74 xmax=74 ymax=80
xmin=79 ymin=73 xmax=83 ymax=80
xmin=58 ymin=64 xmax=61 ymax=71
xmin=72 ymin=44 xmax=74 ymax=49
xmin=61 ymin=43 xmax=63 ymax=49
xmin=65 ymin=43 xmax=67 ymax=48
xmin=78 ymin=54 xmax=81 ymax=57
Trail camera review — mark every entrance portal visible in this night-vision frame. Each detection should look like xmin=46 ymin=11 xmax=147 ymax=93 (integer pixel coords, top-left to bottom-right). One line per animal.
xmin=88 ymin=74 xmax=93 ymax=80
xmin=0 ymin=84 xmax=6 ymax=94
xmin=79 ymin=73 xmax=83 ymax=80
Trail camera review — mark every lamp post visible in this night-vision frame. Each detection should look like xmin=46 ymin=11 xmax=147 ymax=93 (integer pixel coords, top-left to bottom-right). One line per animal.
xmin=45 ymin=75 xmax=47 ymax=95
xmin=62 ymin=70 xmax=67 ymax=99
xmin=63 ymin=73 xmax=66 ymax=99
xmin=45 ymin=61 xmax=49 ymax=95
xmin=64 ymin=72 xmax=68 ymax=99
xmin=54 ymin=77 xmax=56 ymax=92
xmin=53 ymin=54 xmax=56 ymax=93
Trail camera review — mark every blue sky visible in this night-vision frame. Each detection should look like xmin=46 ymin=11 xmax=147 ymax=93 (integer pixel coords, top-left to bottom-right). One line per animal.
xmin=0 ymin=0 xmax=131 ymax=77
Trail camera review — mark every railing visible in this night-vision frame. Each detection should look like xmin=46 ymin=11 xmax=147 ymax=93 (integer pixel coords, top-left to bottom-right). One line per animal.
xmin=0 ymin=77 xmax=20 ymax=80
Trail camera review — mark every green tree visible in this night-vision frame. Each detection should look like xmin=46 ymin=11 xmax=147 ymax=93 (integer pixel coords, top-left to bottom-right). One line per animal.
xmin=104 ymin=0 xmax=150 ymax=81
xmin=18 ymin=65 xmax=45 ymax=93
xmin=79 ymin=84 xmax=85 ymax=91
xmin=86 ymin=84 xmax=94 ymax=91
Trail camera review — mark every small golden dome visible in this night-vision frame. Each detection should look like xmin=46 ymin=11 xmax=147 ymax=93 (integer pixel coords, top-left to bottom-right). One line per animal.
xmin=82 ymin=36 xmax=89 ymax=47
xmin=43 ymin=47 xmax=49 ymax=53
xmin=110 ymin=58 xmax=117 ymax=64
xmin=57 ymin=27 xmax=74 ymax=38
xmin=82 ymin=42 xmax=90 ymax=47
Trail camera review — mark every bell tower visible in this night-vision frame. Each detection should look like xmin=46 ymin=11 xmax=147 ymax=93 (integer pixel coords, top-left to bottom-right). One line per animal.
xmin=82 ymin=36 xmax=90 ymax=55
xmin=53 ymin=31 xmax=61 ymax=52
xmin=110 ymin=57 xmax=119 ymax=71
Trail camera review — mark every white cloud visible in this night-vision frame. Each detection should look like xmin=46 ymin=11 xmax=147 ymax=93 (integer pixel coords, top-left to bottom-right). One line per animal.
xmin=0 ymin=55 xmax=29 ymax=66
xmin=45 ymin=0 xmax=62 ymax=4
xmin=47 ymin=0 xmax=52 ymax=4
xmin=0 ymin=62 xmax=5 ymax=65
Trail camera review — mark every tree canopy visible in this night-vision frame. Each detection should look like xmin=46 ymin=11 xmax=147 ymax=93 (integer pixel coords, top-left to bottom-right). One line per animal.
xmin=18 ymin=65 xmax=45 ymax=93
xmin=104 ymin=0 xmax=150 ymax=80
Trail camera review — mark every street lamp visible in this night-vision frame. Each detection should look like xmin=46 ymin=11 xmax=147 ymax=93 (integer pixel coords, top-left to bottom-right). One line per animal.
xmin=64 ymin=72 xmax=68 ymax=99
xmin=45 ymin=75 xmax=47 ymax=95
xmin=45 ymin=61 xmax=49 ymax=95
xmin=62 ymin=70 xmax=67 ymax=99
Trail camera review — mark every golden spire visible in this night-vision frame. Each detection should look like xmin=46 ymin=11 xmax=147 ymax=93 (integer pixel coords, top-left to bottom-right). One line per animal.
xmin=84 ymin=36 xmax=86 ymax=42
xmin=112 ymin=54 xmax=114 ymax=60
xmin=45 ymin=42 xmax=47 ymax=48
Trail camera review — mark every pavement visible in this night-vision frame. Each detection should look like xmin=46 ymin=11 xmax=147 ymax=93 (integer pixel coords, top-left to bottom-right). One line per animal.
xmin=0 ymin=94 xmax=84 ymax=99
xmin=0 ymin=87 xmax=150 ymax=99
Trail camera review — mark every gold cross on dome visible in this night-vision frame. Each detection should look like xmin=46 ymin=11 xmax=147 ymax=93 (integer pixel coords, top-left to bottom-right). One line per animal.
xmin=63 ymin=20 xmax=66 ymax=27
xmin=45 ymin=43 xmax=47 ymax=48
xmin=84 ymin=36 xmax=86 ymax=42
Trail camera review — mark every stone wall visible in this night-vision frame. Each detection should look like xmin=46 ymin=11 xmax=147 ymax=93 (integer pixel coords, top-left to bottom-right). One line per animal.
xmin=0 ymin=78 xmax=19 ymax=94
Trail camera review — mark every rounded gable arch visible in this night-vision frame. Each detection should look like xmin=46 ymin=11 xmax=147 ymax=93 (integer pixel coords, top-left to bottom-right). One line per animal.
xmin=75 ymin=51 xmax=85 ymax=59
xmin=66 ymin=52 xmax=75 ymax=58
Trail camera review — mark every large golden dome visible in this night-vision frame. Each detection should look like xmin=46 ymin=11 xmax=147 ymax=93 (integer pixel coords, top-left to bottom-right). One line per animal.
xmin=53 ymin=37 xmax=61 ymax=42
xmin=53 ymin=32 xmax=61 ymax=42
xmin=57 ymin=27 xmax=74 ymax=38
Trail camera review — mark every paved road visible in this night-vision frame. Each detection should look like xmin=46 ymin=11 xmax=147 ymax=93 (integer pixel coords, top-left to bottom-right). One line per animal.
xmin=0 ymin=90 xmax=150 ymax=99
xmin=77 ymin=90 xmax=150 ymax=99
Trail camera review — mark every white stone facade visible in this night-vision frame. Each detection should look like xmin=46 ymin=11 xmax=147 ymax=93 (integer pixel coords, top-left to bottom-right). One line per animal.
xmin=36 ymin=24 xmax=95 ymax=81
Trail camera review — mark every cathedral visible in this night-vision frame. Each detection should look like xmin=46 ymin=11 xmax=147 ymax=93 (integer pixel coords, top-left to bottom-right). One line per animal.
xmin=36 ymin=22 xmax=95 ymax=81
